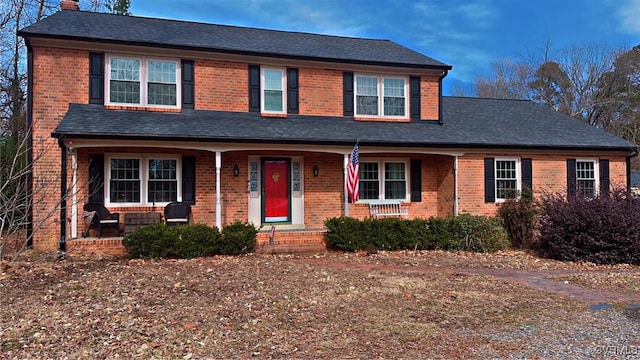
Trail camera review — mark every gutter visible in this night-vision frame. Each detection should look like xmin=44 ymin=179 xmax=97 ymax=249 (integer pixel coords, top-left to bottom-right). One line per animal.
xmin=438 ymin=69 xmax=449 ymax=125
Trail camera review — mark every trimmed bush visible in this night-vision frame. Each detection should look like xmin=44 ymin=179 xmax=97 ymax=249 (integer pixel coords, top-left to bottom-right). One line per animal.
xmin=122 ymin=223 xmax=220 ymax=259
xmin=537 ymin=189 xmax=640 ymax=265
xmin=324 ymin=217 xmax=365 ymax=252
xmin=174 ymin=224 xmax=220 ymax=259
xmin=122 ymin=223 xmax=176 ymax=259
xmin=324 ymin=215 xmax=509 ymax=253
xmin=497 ymin=190 xmax=538 ymax=249
xmin=218 ymin=221 xmax=258 ymax=255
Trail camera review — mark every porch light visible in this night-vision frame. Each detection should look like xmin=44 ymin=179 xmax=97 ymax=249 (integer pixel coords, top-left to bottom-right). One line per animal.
xmin=313 ymin=165 xmax=319 ymax=177
xmin=233 ymin=164 xmax=240 ymax=177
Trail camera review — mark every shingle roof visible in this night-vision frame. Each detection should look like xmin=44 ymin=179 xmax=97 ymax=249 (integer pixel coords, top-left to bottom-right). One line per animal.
xmin=53 ymin=97 xmax=636 ymax=152
xmin=18 ymin=10 xmax=450 ymax=69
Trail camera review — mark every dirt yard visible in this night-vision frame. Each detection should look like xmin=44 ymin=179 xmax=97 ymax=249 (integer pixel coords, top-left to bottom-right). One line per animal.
xmin=1 ymin=250 xmax=639 ymax=359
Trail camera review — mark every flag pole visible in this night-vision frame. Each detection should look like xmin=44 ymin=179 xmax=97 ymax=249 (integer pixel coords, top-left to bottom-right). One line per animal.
xmin=344 ymin=139 xmax=360 ymax=217
xmin=344 ymin=153 xmax=349 ymax=217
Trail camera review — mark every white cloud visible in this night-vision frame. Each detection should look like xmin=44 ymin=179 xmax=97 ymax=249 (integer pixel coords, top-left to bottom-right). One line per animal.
xmin=618 ymin=0 xmax=640 ymax=34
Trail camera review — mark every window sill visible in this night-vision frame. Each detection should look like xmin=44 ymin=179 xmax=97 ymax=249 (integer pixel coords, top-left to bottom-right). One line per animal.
xmin=104 ymin=105 xmax=182 ymax=113
xmin=261 ymin=112 xmax=288 ymax=118
xmin=354 ymin=116 xmax=410 ymax=123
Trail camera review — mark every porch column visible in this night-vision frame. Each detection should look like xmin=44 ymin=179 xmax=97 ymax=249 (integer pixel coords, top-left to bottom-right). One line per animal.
xmin=71 ymin=150 xmax=78 ymax=238
xmin=215 ymin=151 xmax=222 ymax=229
xmin=454 ymin=155 xmax=459 ymax=216
xmin=344 ymin=153 xmax=349 ymax=217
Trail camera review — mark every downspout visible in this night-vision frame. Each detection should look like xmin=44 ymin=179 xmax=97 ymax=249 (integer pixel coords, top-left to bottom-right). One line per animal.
xmin=58 ymin=139 xmax=68 ymax=257
xmin=627 ymin=147 xmax=639 ymax=193
xmin=26 ymin=39 xmax=34 ymax=248
xmin=437 ymin=70 xmax=449 ymax=125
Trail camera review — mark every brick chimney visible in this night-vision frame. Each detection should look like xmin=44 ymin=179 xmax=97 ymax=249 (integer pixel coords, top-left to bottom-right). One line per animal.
xmin=60 ymin=0 xmax=79 ymax=10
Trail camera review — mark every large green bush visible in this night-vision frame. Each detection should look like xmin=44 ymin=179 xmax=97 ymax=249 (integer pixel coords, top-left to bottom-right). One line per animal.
xmin=122 ymin=223 xmax=220 ymax=259
xmin=324 ymin=215 xmax=509 ymax=253
xmin=174 ymin=224 xmax=220 ymax=259
xmin=218 ymin=221 xmax=258 ymax=255
xmin=497 ymin=189 xmax=538 ymax=249
xmin=537 ymin=189 xmax=640 ymax=265
xmin=122 ymin=223 xmax=176 ymax=259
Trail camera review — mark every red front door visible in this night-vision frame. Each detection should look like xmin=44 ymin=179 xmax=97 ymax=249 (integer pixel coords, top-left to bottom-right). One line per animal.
xmin=262 ymin=159 xmax=290 ymax=223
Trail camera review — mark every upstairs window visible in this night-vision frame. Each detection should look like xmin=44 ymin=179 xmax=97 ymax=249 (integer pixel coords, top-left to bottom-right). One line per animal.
xmin=355 ymin=75 xmax=407 ymax=118
xmin=107 ymin=55 xmax=180 ymax=108
xmin=261 ymin=68 xmax=286 ymax=113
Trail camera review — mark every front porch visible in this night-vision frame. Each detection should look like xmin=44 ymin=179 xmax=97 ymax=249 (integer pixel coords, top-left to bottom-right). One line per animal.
xmin=65 ymin=228 xmax=328 ymax=256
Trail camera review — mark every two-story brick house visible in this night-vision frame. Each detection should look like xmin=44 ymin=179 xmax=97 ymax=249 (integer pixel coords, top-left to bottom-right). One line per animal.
xmin=19 ymin=1 xmax=637 ymax=255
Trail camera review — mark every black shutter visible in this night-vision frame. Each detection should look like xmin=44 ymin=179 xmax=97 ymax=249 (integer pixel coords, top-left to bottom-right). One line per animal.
xmin=343 ymin=72 xmax=354 ymax=116
xmin=88 ymin=154 xmax=104 ymax=203
xmin=484 ymin=158 xmax=495 ymax=203
xmin=89 ymin=52 xmax=104 ymax=104
xmin=181 ymin=60 xmax=195 ymax=109
xmin=410 ymin=159 xmax=422 ymax=202
xmin=567 ymin=159 xmax=577 ymax=197
xmin=410 ymin=76 xmax=421 ymax=120
xmin=600 ymin=159 xmax=610 ymax=196
xmin=248 ymin=65 xmax=260 ymax=112
xmin=182 ymin=156 xmax=196 ymax=205
xmin=287 ymin=68 xmax=299 ymax=114
xmin=521 ymin=158 xmax=532 ymax=196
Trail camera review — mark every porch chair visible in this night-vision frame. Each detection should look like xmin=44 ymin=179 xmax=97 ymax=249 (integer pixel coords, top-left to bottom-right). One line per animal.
xmin=164 ymin=202 xmax=191 ymax=226
xmin=83 ymin=203 xmax=121 ymax=238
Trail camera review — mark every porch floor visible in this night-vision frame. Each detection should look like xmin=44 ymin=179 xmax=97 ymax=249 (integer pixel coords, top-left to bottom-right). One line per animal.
xmin=66 ymin=228 xmax=328 ymax=256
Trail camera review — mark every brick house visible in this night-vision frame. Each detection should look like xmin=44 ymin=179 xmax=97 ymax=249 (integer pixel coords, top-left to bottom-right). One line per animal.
xmin=19 ymin=1 xmax=637 ymax=255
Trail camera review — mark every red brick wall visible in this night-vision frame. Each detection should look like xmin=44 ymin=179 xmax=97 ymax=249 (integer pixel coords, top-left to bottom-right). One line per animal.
xmin=31 ymin=46 xmax=89 ymax=251
xmin=194 ymin=59 xmax=248 ymax=111
xmin=299 ymin=68 xmax=343 ymax=116
xmin=421 ymin=75 xmax=440 ymax=120
xmin=457 ymin=153 xmax=628 ymax=216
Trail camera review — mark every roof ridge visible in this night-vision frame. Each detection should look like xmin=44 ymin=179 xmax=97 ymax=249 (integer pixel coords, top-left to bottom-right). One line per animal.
xmin=53 ymin=10 xmax=394 ymax=43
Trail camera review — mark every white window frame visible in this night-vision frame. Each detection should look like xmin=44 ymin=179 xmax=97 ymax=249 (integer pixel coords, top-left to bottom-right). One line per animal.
xmin=105 ymin=154 xmax=182 ymax=207
xmin=494 ymin=158 xmax=520 ymax=202
xmin=576 ymin=158 xmax=599 ymax=198
xmin=354 ymin=74 xmax=408 ymax=118
xmin=106 ymin=55 xmax=181 ymax=109
xmin=261 ymin=67 xmax=287 ymax=114
xmin=358 ymin=158 xmax=409 ymax=202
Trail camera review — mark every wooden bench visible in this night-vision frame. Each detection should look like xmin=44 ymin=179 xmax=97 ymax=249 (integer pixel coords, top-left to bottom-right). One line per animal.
xmin=369 ymin=200 xmax=409 ymax=219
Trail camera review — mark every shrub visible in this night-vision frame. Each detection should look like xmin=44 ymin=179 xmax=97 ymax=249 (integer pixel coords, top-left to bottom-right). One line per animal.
xmin=497 ymin=189 xmax=538 ymax=249
xmin=122 ymin=223 xmax=176 ymax=259
xmin=537 ymin=189 xmax=640 ymax=265
xmin=439 ymin=215 xmax=510 ymax=253
xmin=122 ymin=223 xmax=220 ymax=259
xmin=218 ymin=221 xmax=258 ymax=255
xmin=174 ymin=224 xmax=220 ymax=259
xmin=324 ymin=217 xmax=365 ymax=252
xmin=324 ymin=215 xmax=509 ymax=253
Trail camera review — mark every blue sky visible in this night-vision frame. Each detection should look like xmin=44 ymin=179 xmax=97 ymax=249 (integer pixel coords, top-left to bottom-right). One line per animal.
xmin=128 ymin=0 xmax=640 ymax=95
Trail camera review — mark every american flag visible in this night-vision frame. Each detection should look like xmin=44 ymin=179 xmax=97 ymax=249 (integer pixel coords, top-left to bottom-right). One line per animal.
xmin=346 ymin=144 xmax=359 ymax=203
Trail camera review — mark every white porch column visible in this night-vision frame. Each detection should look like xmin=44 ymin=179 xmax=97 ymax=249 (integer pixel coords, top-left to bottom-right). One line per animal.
xmin=215 ymin=151 xmax=222 ymax=229
xmin=454 ymin=155 xmax=459 ymax=216
xmin=344 ymin=153 xmax=349 ymax=217
xmin=71 ymin=150 xmax=78 ymax=239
